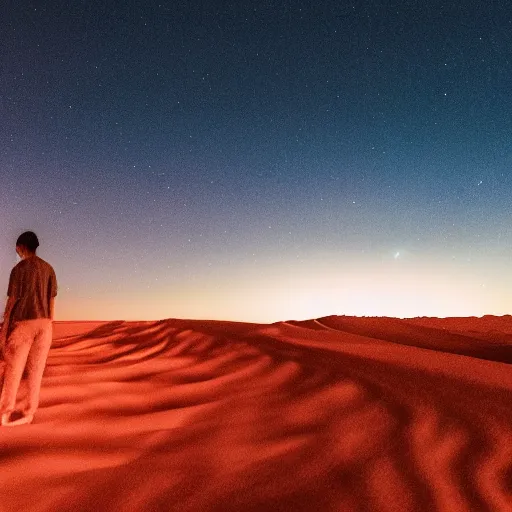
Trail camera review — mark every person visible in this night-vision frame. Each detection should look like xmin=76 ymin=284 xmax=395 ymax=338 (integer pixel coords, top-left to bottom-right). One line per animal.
xmin=0 ymin=231 xmax=57 ymax=426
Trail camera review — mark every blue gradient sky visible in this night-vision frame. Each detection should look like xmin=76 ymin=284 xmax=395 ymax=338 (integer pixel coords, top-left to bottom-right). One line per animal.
xmin=1 ymin=1 xmax=511 ymax=322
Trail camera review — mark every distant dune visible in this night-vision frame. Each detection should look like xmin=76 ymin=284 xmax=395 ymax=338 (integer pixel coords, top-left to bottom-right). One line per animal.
xmin=1 ymin=316 xmax=511 ymax=511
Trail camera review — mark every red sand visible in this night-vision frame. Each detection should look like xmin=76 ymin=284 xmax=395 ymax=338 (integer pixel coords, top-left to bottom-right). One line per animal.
xmin=1 ymin=316 xmax=511 ymax=511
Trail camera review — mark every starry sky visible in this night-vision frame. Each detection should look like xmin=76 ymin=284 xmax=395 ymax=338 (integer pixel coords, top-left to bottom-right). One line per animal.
xmin=1 ymin=0 xmax=511 ymax=322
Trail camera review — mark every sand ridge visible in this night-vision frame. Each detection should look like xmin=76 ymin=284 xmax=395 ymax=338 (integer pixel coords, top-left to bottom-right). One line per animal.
xmin=0 ymin=316 xmax=511 ymax=511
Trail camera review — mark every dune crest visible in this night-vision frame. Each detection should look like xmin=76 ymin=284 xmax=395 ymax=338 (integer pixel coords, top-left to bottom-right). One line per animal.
xmin=1 ymin=316 xmax=511 ymax=511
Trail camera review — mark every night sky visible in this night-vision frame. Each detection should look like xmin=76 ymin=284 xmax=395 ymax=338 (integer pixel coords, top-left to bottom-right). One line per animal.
xmin=1 ymin=1 xmax=511 ymax=322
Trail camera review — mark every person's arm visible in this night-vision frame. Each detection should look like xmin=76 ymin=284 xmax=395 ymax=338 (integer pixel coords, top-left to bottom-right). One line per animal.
xmin=1 ymin=267 xmax=18 ymax=354
xmin=48 ymin=268 xmax=57 ymax=321
xmin=1 ymin=296 xmax=16 ymax=328
xmin=0 ymin=295 xmax=17 ymax=346
xmin=49 ymin=296 xmax=55 ymax=321
xmin=3 ymin=266 xmax=18 ymax=334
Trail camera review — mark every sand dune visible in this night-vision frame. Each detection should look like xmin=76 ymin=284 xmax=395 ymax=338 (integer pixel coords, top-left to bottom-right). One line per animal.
xmin=1 ymin=316 xmax=511 ymax=511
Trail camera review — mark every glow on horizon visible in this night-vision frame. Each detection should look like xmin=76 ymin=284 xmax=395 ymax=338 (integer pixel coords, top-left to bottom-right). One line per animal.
xmin=51 ymin=254 xmax=512 ymax=323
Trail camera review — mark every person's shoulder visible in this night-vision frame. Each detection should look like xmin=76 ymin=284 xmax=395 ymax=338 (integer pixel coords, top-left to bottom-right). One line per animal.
xmin=37 ymin=257 xmax=56 ymax=274
xmin=13 ymin=260 xmax=27 ymax=271
xmin=9 ymin=260 xmax=27 ymax=280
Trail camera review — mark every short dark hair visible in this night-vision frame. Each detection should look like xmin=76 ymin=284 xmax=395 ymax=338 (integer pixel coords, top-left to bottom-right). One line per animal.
xmin=16 ymin=231 xmax=40 ymax=252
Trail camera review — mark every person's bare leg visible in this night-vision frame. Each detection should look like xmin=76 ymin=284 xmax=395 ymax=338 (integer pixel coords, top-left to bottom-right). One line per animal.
xmin=22 ymin=319 xmax=53 ymax=422
xmin=0 ymin=323 xmax=32 ymax=426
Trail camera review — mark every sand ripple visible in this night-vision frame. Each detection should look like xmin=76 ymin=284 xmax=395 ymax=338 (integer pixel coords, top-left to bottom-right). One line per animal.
xmin=0 ymin=316 xmax=511 ymax=511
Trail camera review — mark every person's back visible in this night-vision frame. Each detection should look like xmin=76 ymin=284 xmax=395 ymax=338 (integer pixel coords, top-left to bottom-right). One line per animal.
xmin=7 ymin=255 xmax=57 ymax=336
xmin=0 ymin=231 xmax=57 ymax=426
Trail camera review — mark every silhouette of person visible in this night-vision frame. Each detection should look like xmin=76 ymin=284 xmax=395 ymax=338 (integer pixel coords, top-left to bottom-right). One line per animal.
xmin=0 ymin=231 xmax=57 ymax=426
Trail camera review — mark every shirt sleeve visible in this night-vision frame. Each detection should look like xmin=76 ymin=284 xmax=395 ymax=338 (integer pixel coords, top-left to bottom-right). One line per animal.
xmin=49 ymin=268 xmax=58 ymax=298
xmin=7 ymin=267 xmax=18 ymax=298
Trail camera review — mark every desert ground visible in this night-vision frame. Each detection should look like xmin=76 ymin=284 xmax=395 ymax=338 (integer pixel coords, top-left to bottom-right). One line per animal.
xmin=1 ymin=315 xmax=511 ymax=511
